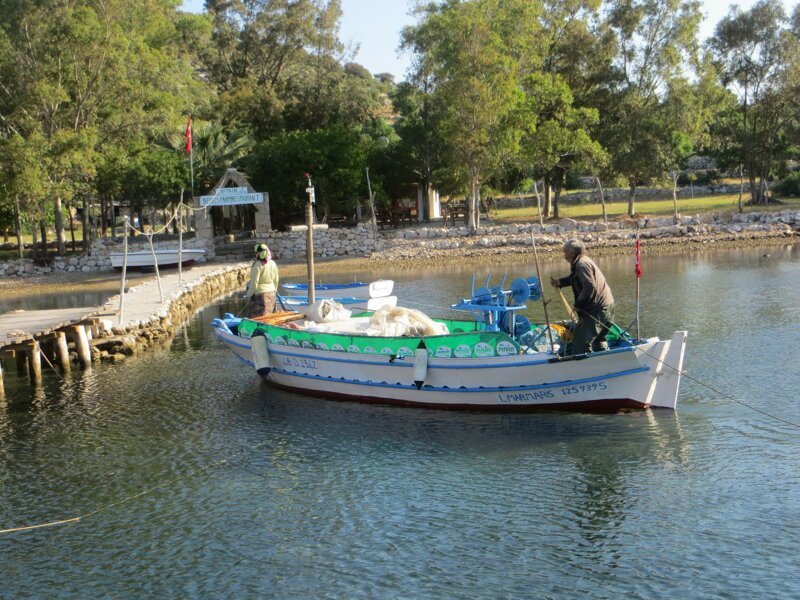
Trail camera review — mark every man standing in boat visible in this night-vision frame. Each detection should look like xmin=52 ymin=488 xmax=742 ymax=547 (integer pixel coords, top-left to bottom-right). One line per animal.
xmin=244 ymin=243 xmax=280 ymax=318
xmin=550 ymin=238 xmax=614 ymax=355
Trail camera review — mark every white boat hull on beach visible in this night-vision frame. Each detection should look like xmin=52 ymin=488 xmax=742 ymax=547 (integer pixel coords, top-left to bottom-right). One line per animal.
xmin=213 ymin=316 xmax=687 ymax=411
xmin=111 ymin=249 xmax=205 ymax=270
xmin=280 ymin=279 xmax=394 ymax=299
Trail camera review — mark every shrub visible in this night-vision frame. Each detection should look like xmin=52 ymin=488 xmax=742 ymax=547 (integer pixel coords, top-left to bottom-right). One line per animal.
xmin=774 ymin=172 xmax=800 ymax=197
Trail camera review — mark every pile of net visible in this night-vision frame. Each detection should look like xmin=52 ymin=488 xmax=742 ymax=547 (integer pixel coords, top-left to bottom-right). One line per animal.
xmin=366 ymin=306 xmax=449 ymax=337
xmin=304 ymin=299 xmax=352 ymax=323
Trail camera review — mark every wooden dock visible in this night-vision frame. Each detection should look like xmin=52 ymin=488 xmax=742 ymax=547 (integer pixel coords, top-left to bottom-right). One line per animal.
xmin=0 ymin=306 xmax=116 ymax=396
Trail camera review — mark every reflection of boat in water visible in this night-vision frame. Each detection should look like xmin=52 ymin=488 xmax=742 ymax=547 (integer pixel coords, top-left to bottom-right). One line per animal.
xmin=280 ymin=279 xmax=394 ymax=299
xmin=111 ymin=249 xmax=205 ymax=270
xmin=213 ymin=274 xmax=688 ymax=412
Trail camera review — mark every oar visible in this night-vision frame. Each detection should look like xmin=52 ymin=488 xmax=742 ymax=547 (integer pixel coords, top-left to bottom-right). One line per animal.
xmin=556 ymin=286 xmax=578 ymax=322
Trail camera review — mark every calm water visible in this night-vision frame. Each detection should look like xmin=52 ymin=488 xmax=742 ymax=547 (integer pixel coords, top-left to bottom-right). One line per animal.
xmin=1 ymin=245 xmax=799 ymax=598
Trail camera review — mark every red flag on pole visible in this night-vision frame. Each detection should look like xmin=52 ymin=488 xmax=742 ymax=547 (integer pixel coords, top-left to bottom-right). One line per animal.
xmin=184 ymin=116 xmax=192 ymax=155
xmin=634 ymin=233 xmax=643 ymax=278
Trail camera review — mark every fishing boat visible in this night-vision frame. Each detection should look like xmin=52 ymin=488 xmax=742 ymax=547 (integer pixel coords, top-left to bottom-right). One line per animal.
xmin=212 ymin=275 xmax=687 ymax=411
xmin=279 ymin=295 xmax=398 ymax=313
xmin=110 ymin=249 xmax=205 ymax=270
xmin=280 ymin=279 xmax=394 ymax=299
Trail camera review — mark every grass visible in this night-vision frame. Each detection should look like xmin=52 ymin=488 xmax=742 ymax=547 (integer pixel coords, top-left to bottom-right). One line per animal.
xmin=492 ymin=193 xmax=800 ymax=223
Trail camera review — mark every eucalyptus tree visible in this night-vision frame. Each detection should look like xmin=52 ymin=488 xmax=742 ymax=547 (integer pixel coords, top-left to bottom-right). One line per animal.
xmin=0 ymin=0 xmax=203 ymax=254
xmin=599 ymin=0 xmax=702 ymax=216
xmin=708 ymin=0 xmax=800 ymax=204
xmin=0 ymin=133 xmax=48 ymax=258
xmin=403 ymin=0 xmax=546 ymax=232
xmin=390 ymin=77 xmax=447 ymax=222
xmin=518 ymin=73 xmax=606 ymax=219
xmin=205 ymin=0 xmax=381 ymax=137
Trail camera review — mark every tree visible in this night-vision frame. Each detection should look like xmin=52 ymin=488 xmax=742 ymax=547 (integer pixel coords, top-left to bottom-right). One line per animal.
xmin=518 ymin=73 xmax=606 ymax=219
xmin=708 ymin=0 xmax=800 ymax=204
xmin=248 ymin=124 xmax=373 ymax=228
xmin=599 ymin=0 xmax=702 ymax=216
xmin=0 ymin=0 xmax=204 ymax=253
xmin=404 ymin=0 xmax=545 ymax=232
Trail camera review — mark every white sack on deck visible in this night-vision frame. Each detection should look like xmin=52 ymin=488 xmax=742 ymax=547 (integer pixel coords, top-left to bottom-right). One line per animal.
xmin=306 ymin=299 xmax=352 ymax=323
xmin=366 ymin=306 xmax=449 ymax=337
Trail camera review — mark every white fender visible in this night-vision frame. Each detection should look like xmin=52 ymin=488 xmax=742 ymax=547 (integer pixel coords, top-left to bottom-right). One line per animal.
xmin=251 ymin=333 xmax=271 ymax=377
xmin=413 ymin=341 xmax=428 ymax=390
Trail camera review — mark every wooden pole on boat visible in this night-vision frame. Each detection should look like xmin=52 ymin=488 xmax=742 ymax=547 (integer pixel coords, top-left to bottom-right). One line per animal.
xmin=556 ymin=287 xmax=577 ymax=322
xmin=305 ymin=174 xmax=316 ymax=304
xmin=530 ymin=231 xmax=556 ymax=354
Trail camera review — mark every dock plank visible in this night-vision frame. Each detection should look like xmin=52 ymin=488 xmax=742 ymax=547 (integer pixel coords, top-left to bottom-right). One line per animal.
xmin=0 ymin=307 xmax=112 ymax=348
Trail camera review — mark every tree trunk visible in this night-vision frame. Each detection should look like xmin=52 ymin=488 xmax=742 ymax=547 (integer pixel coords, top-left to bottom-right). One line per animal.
xmin=533 ymin=180 xmax=544 ymax=227
xmin=40 ymin=221 xmax=48 ymax=264
xmin=671 ymin=171 xmax=679 ymax=222
xmin=627 ymin=183 xmax=636 ymax=217
xmin=100 ymin=196 xmax=108 ymax=238
xmin=748 ymin=174 xmax=758 ymax=204
xmin=68 ymin=201 xmax=76 ymax=252
xmin=2 ymin=228 xmax=8 ymax=244
xmin=596 ymin=177 xmax=608 ymax=225
xmin=552 ymin=185 xmax=561 ymax=220
xmin=82 ymin=196 xmax=91 ymax=255
xmin=53 ymin=196 xmax=67 ymax=256
xmin=31 ymin=225 xmax=39 ymax=263
xmin=467 ymin=179 xmax=480 ymax=233
xmin=543 ymin=177 xmax=552 ymax=219
xmin=14 ymin=197 xmax=23 ymax=259
xmin=738 ymin=165 xmax=744 ymax=214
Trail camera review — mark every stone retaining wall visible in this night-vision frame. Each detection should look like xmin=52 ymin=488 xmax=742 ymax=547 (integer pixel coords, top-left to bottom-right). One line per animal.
xmin=89 ymin=265 xmax=249 ymax=364
xmin=375 ymin=210 xmax=800 ymax=260
xmin=1 ymin=210 xmax=798 ymax=278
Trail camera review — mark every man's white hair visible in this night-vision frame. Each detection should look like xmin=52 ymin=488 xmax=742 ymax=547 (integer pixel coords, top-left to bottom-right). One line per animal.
xmin=563 ymin=238 xmax=584 ymax=254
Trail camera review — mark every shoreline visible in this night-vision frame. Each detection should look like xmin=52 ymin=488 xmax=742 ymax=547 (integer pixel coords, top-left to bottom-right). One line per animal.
xmin=1 ymin=230 xmax=797 ymax=297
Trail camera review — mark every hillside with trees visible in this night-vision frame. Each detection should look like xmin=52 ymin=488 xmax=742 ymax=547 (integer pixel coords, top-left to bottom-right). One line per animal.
xmin=2 ymin=0 xmax=799 ymax=253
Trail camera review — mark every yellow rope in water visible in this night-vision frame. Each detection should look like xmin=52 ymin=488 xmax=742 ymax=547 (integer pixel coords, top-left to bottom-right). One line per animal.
xmin=0 ymin=457 xmax=229 ymax=535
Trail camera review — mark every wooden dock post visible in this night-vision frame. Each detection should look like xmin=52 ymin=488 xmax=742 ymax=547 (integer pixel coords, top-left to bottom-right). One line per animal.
xmin=54 ymin=331 xmax=71 ymax=372
xmin=26 ymin=341 xmax=42 ymax=384
xmin=72 ymin=326 xmax=91 ymax=367
xmin=16 ymin=350 xmax=28 ymax=377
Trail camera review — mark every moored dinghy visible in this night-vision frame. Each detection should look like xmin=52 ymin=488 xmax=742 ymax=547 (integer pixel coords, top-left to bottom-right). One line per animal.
xmin=279 ymin=295 xmax=398 ymax=313
xmin=111 ymin=249 xmax=205 ymax=270
xmin=212 ymin=274 xmax=688 ymax=411
xmin=280 ymin=279 xmax=394 ymax=299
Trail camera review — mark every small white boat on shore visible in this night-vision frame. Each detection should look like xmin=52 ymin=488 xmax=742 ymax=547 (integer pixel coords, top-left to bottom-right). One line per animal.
xmin=213 ymin=275 xmax=687 ymax=412
xmin=111 ymin=249 xmax=205 ymax=270
xmin=281 ymin=279 xmax=394 ymax=299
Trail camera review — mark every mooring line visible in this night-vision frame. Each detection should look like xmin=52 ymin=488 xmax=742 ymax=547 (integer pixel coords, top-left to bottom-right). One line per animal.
xmin=0 ymin=455 xmax=233 ymax=535
xmin=636 ymin=344 xmax=800 ymax=429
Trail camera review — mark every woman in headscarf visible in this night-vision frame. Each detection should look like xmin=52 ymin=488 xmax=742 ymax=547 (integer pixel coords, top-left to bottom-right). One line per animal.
xmin=244 ymin=242 xmax=279 ymax=318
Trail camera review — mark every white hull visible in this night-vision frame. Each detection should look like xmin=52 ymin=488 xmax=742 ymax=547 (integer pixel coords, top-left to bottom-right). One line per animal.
xmin=214 ymin=325 xmax=687 ymax=411
xmin=111 ymin=249 xmax=205 ymax=269
xmin=280 ymin=279 xmax=394 ymax=299
xmin=280 ymin=296 xmax=398 ymax=313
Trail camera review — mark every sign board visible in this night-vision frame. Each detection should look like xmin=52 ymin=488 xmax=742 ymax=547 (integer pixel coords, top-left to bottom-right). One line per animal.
xmin=199 ymin=186 xmax=264 ymax=207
